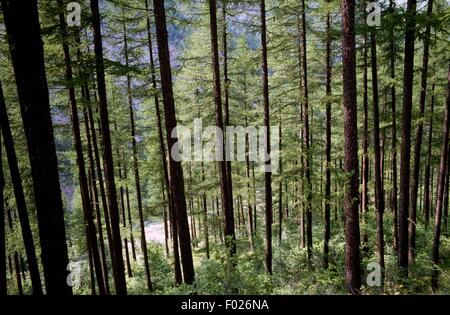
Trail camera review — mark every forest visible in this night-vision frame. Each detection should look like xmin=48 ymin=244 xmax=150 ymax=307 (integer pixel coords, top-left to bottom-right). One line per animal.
xmin=0 ymin=0 xmax=449 ymax=296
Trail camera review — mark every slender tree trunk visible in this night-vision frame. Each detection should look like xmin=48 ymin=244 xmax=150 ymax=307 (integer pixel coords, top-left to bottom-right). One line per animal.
xmin=370 ymin=29 xmax=385 ymax=278
xmin=161 ymin=180 xmax=170 ymax=257
xmin=125 ymin=188 xmax=136 ymax=261
xmin=123 ymin=16 xmax=152 ymax=292
xmin=443 ymin=144 xmax=450 ymax=235
xmin=300 ymin=0 xmax=312 ymax=266
xmin=361 ymin=1 xmax=369 ymax=254
xmin=431 ymin=65 xmax=450 ymax=291
xmin=0 ymin=82 xmax=42 ymax=295
xmin=424 ymin=82 xmax=436 ymax=228
xmin=201 ymin=162 xmax=210 ymax=259
xmin=398 ymin=0 xmax=417 ymax=276
xmin=87 ymin=100 xmax=114 ymax=264
xmin=409 ymin=0 xmax=433 ymax=263
xmin=14 ymin=252 xmax=23 ymax=295
xmin=389 ymin=0 xmax=399 ymax=254
xmin=0 ymin=130 xmax=6 ymax=295
xmin=222 ymin=1 xmax=234 ymax=233
xmin=278 ymin=109 xmax=283 ymax=243
xmin=90 ymin=0 xmax=127 ymax=294
xmin=86 ymin=236 xmax=96 ymax=295
xmin=1 ymin=0 xmax=71 ymax=295
xmin=145 ymin=0 xmax=181 ymax=280
xmin=83 ymin=98 xmax=111 ymax=295
xmin=57 ymin=1 xmax=106 ymax=294
xmin=245 ymin=116 xmax=255 ymax=249
xmin=153 ymin=0 xmax=195 ymax=284
xmin=324 ymin=5 xmax=332 ymax=270
xmin=341 ymin=0 xmax=361 ymax=294
xmin=208 ymin=0 xmax=236 ymax=258
xmin=260 ymin=0 xmax=273 ymax=275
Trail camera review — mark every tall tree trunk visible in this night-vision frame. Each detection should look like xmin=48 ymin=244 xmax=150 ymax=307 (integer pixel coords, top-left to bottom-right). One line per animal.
xmin=398 ymin=0 xmax=417 ymax=276
xmin=208 ymin=0 xmax=236 ymax=258
xmin=431 ymin=65 xmax=450 ymax=291
xmin=86 ymin=234 xmax=96 ymax=295
xmin=86 ymin=97 xmax=114 ymax=261
xmin=153 ymin=0 xmax=195 ymax=284
xmin=323 ymin=5 xmax=332 ymax=270
xmin=245 ymin=116 xmax=255 ymax=249
xmin=389 ymin=0 xmax=399 ymax=254
xmin=13 ymin=252 xmax=23 ymax=295
xmin=0 ymin=129 xmax=6 ymax=295
xmin=370 ymin=29 xmax=385 ymax=278
xmin=89 ymin=0 xmax=127 ymax=294
xmin=83 ymin=95 xmax=111 ymax=294
xmin=123 ymin=15 xmax=152 ymax=292
xmin=409 ymin=0 xmax=434 ymax=263
xmin=300 ymin=0 xmax=312 ymax=266
xmin=0 ymin=82 xmax=42 ymax=295
xmin=201 ymin=162 xmax=210 ymax=259
xmin=443 ymin=144 xmax=450 ymax=235
xmin=222 ymin=1 xmax=234 ymax=233
xmin=0 ymin=0 xmax=70 ymax=294
xmin=278 ymin=108 xmax=283 ymax=243
xmin=260 ymin=0 xmax=273 ymax=275
xmin=57 ymin=1 xmax=106 ymax=294
xmin=361 ymin=1 xmax=369 ymax=254
xmin=424 ymin=82 xmax=435 ymax=228
xmin=145 ymin=0 xmax=181 ymax=281
xmin=160 ymin=180 xmax=170 ymax=257
xmin=341 ymin=0 xmax=361 ymax=294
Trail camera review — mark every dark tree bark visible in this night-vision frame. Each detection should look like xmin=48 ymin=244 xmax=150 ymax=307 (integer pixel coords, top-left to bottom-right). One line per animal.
xmin=278 ymin=108 xmax=283 ymax=243
xmin=90 ymin=0 xmax=127 ymax=294
xmin=0 ymin=130 xmax=5 ymax=296
xmin=123 ymin=180 xmax=136 ymax=261
xmin=122 ymin=16 xmax=152 ymax=292
xmin=0 ymin=81 xmax=43 ymax=295
xmin=245 ymin=116 xmax=255 ymax=250
xmin=160 ymin=180 xmax=170 ymax=257
xmin=370 ymin=29 xmax=385 ymax=277
xmin=0 ymin=0 xmax=70 ymax=295
xmin=82 ymin=92 xmax=111 ymax=295
xmin=153 ymin=0 xmax=195 ymax=284
xmin=409 ymin=0 xmax=433 ymax=263
xmin=424 ymin=83 xmax=436 ymax=229
xmin=260 ymin=0 xmax=273 ymax=275
xmin=431 ymin=65 xmax=450 ymax=291
xmin=361 ymin=1 xmax=369 ymax=254
xmin=201 ymin=162 xmax=210 ymax=259
xmin=86 ymin=98 xmax=114 ymax=261
xmin=208 ymin=0 xmax=236 ymax=258
xmin=444 ymin=144 xmax=450 ymax=234
xmin=13 ymin=252 xmax=23 ymax=295
xmin=86 ymin=232 xmax=96 ymax=295
xmin=341 ymin=0 xmax=361 ymax=294
xmin=323 ymin=4 xmax=332 ymax=270
xmin=222 ymin=1 xmax=234 ymax=231
xmin=389 ymin=0 xmax=398 ymax=254
xmin=398 ymin=0 xmax=417 ymax=276
xmin=145 ymin=0 xmax=181 ymax=282
xmin=300 ymin=0 xmax=312 ymax=266
xmin=57 ymin=0 xmax=105 ymax=294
